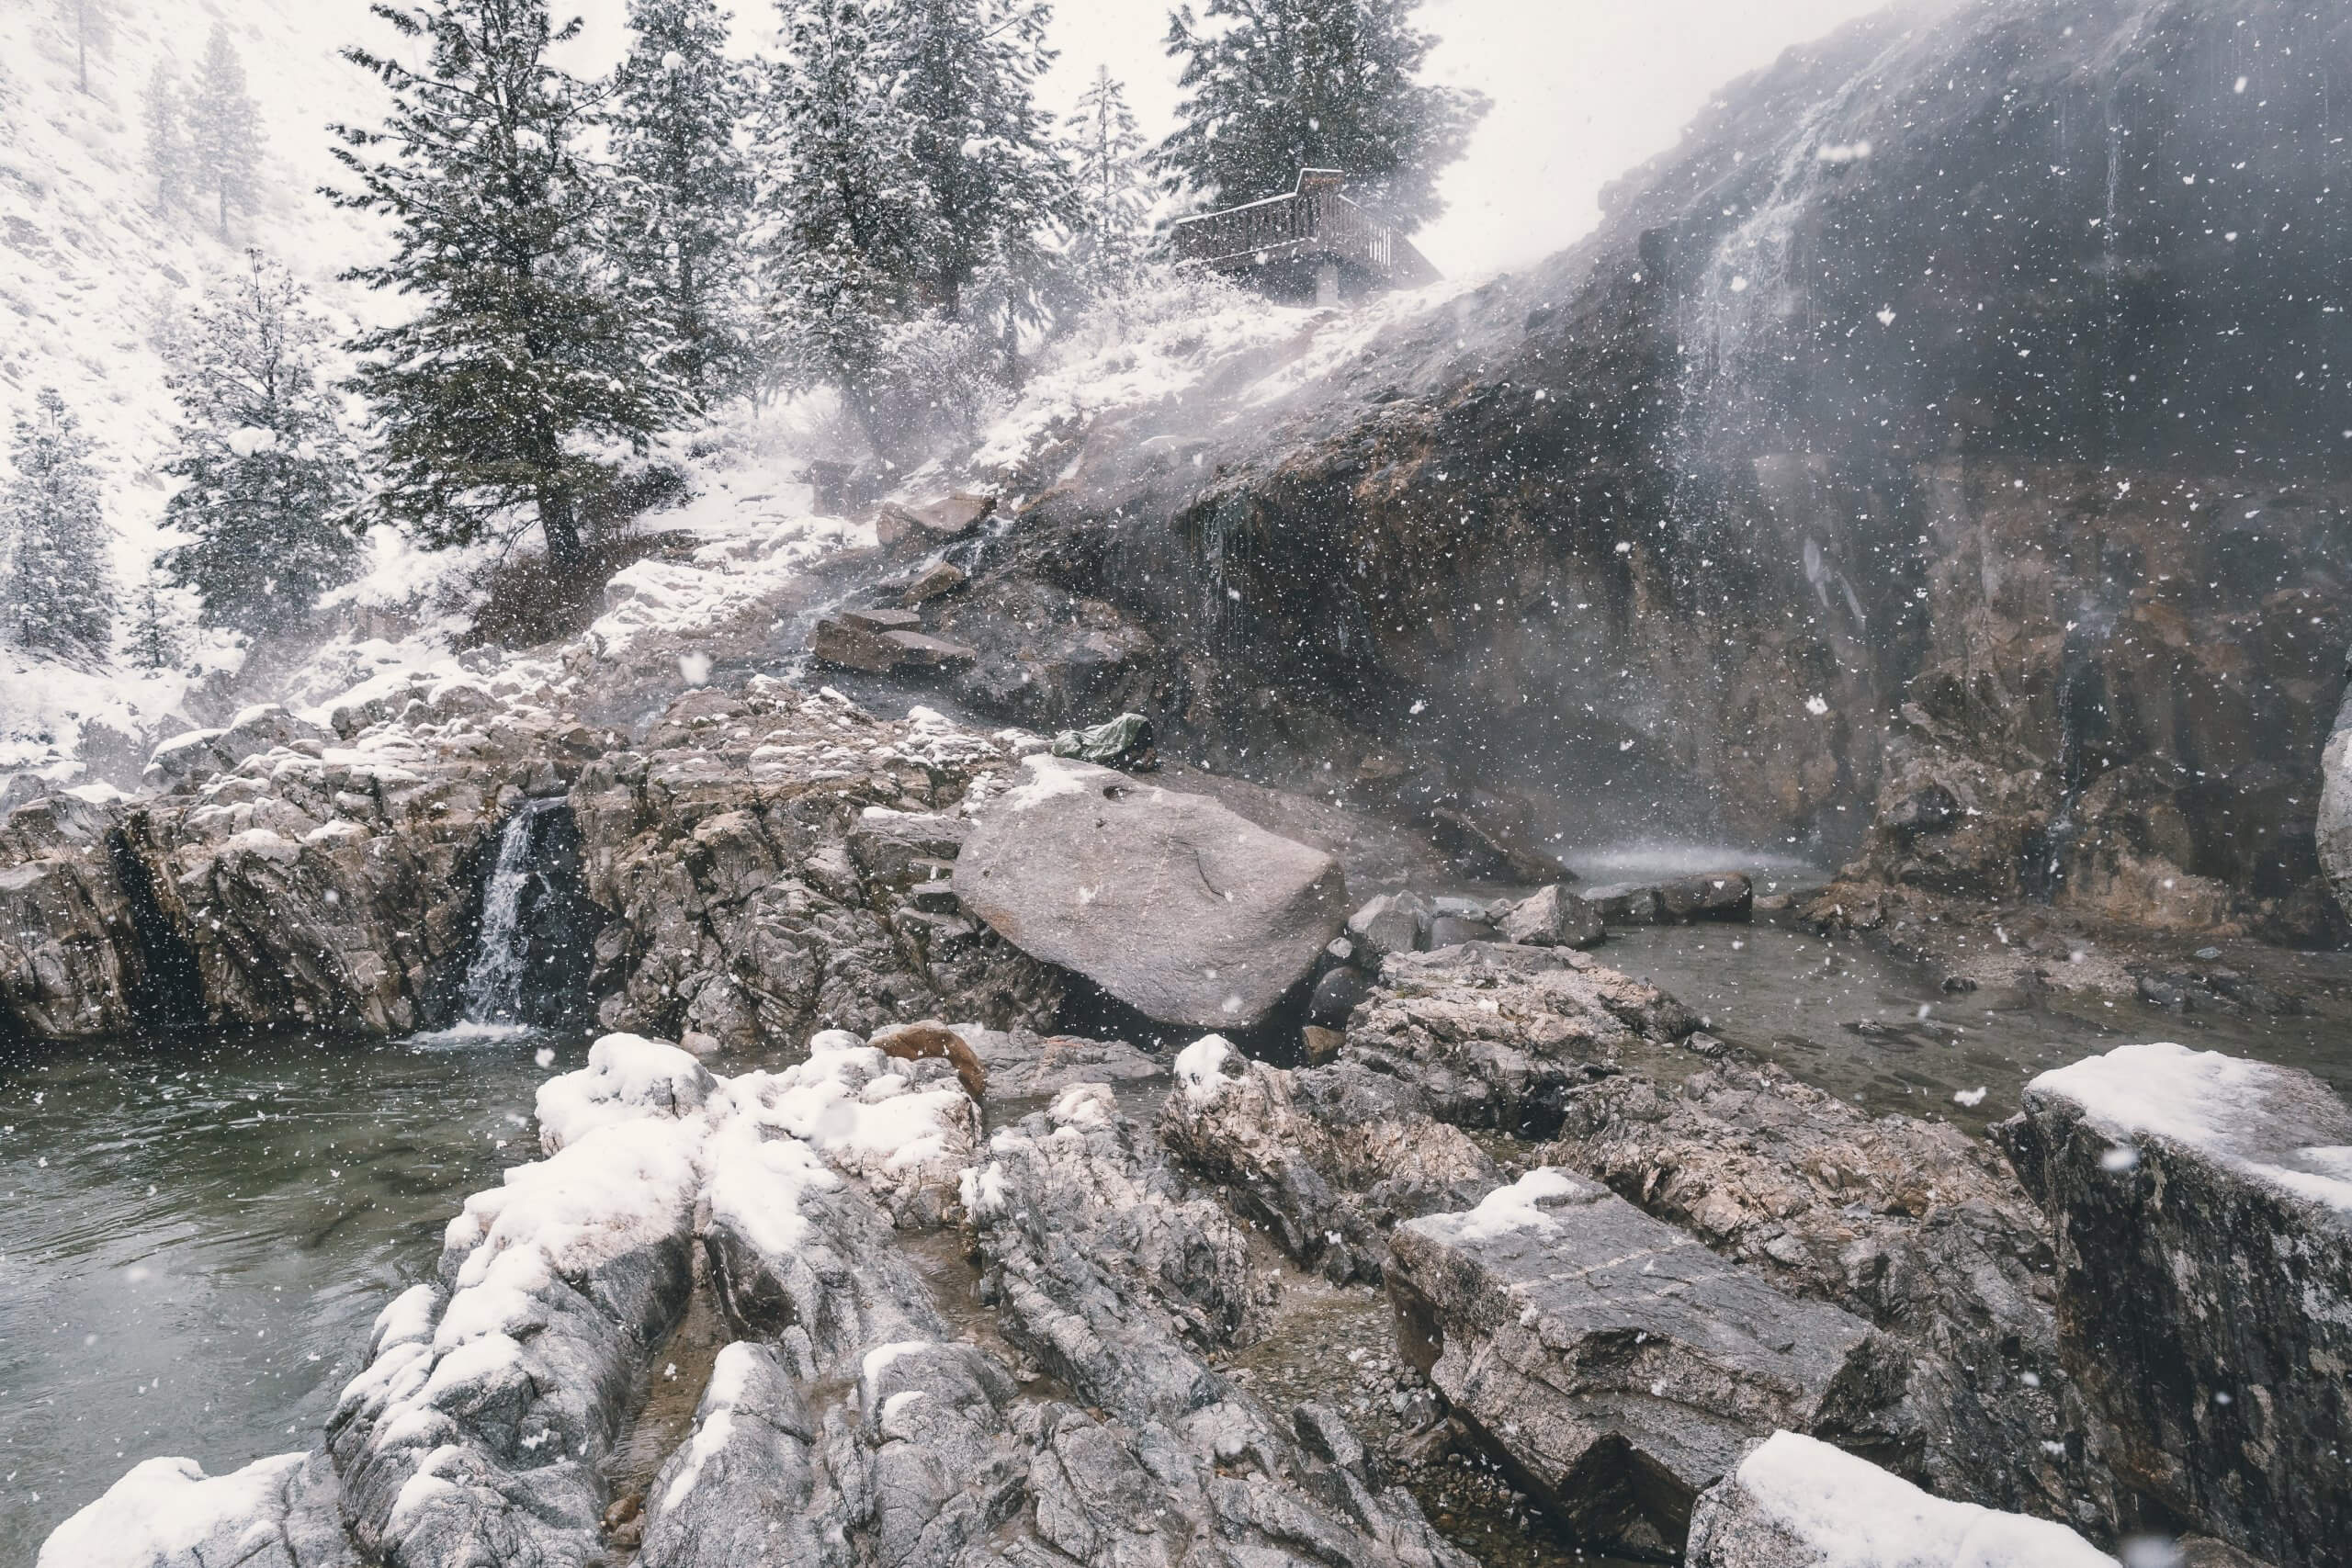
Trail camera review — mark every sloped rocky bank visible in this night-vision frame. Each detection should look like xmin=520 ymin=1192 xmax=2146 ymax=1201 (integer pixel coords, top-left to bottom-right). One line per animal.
xmin=842 ymin=0 xmax=2352 ymax=947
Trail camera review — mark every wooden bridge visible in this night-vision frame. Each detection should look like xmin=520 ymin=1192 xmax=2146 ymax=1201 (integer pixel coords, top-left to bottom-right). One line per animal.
xmin=1170 ymin=169 xmax=1441 ymax=304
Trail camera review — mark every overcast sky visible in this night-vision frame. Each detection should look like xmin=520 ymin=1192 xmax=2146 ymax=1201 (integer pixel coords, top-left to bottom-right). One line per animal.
xmin=568 ymin=0 xmax=1903 ymax=283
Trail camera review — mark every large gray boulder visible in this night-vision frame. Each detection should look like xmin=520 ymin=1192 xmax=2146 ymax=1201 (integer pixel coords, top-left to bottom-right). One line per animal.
xmin=954 ymin=754 xmax=1350 ymax=1030
xmin=1996 ymin=1042 xmax=2352 ymax=1568
xmin=1386 ymin=1168 xmax=1909 ymax=1558
xmin=1685 ymin=1431 xmax=2113 ymax=1567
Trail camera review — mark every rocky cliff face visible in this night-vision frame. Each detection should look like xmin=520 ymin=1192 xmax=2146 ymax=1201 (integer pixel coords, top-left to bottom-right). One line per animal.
xmin=0 ymin=670 xmax=1064 ymax=1047
xmin=943 ymin=0 xmax=2351 ymax=940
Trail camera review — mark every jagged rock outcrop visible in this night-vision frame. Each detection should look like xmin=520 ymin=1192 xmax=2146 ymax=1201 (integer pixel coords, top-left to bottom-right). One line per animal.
xmin=1684 ymin=1431 xmax=2113 ymax=1568
xmin=576 ymin=685 xmax=1064 ymax=1048
xmin=940 ymin=0 xmax=2352 ymax=940
xmin=59 ymin=1026 xmax=1481 ymax=1568
xmin=1388 ymin=1169 xmax=1912 ymax=1560
xmin=1996 ymin=1043 xmax=2352 ymax=1567
xmin=1539 ymin=1060 xmax=2101 ymax=1526
xmin=0 ymin=675 xmax=1066 ymax=1048
xmin=961 ymin=1082 xmax=1478 ymax=1566
xmin=953 ymin=753 xmax=1351 ymax=1031
xmin=1343 ymin=942 xmax=1700 ymax=1136
xmin=1158 ymin=1033 xmax=1501 ymax=1283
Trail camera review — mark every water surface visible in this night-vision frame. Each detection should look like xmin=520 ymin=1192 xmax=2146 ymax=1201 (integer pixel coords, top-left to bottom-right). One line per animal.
xmin=0 ymin=1027 xmax=588 ymax=1564
xmin=1600 ymin=921 xmax=2352 ymax=1132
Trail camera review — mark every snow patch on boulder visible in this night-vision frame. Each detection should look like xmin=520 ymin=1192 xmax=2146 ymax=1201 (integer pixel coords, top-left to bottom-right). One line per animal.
xmin=1687 ymin=1431 xmax=2113 ymax=1566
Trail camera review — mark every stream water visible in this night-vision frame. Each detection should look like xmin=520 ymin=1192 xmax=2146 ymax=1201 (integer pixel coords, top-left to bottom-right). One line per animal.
xmin=0 ymin=1027 xmax=592 ymax=1564
xmin=1599 ymin=919 xmax=2352 ymax=1133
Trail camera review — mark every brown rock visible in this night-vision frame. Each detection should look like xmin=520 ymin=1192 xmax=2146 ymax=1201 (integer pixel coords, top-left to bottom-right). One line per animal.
xmin=868 ymin=1019 xmax=987 ymax=1101
xmin=903 ymin=561 xmax=968 ymax=604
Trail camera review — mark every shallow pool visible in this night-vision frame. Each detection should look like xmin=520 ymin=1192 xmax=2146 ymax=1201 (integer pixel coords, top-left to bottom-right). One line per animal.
xmin=0 ymin=1027 xmax=591 ymax=1564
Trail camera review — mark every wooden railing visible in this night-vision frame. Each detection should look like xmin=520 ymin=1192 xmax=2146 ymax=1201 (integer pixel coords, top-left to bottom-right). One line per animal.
xmin=1171 ymin=169 xmax=1440 ymax=290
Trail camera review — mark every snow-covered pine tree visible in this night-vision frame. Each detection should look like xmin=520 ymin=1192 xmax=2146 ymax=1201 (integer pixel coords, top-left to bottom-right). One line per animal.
xmin=605 ymin=0 xmax=756 ymax=402
xmin=128 ymin=569 xmax=181 ymax=671
xmin=333 ymin=0 xmax=683 ymax=577
xmin=187 ymin=25 xmax=266 ymax=242
xmin=3 ymin=389 xmax=115 ymax=666
xmin=141 ymin=62 xmax=187 ymax=214
xmin=1063 ymin=65 xmax=1151 ymax=288
xmin=156 ymin=253 xmax=364 ymax=632
xmin=1158 ymin=0 xmax=1486 ymax=230
xmin=892 ymin=0 xmax=1072 ymax=322
xmin=760 ymin=0 xmax=930 ymax=415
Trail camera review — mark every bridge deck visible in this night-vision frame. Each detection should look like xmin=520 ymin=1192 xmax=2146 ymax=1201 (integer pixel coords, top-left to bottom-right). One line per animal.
xmin=1171 ymin=169 xmax=1440 ymax=293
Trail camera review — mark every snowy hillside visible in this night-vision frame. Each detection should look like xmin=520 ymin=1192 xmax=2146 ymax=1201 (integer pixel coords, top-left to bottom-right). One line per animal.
xmin=0 ymin=0 xmax=387 ymax=790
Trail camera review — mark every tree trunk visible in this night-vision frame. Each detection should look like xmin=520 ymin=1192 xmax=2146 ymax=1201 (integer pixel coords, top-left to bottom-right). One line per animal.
xmin=540 ymin=491 xmax=586 ymax=578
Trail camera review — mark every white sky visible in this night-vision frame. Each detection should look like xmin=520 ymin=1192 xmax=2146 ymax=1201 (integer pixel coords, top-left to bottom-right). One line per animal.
xmin=567 ymin=0 xmax=1901 ymax=282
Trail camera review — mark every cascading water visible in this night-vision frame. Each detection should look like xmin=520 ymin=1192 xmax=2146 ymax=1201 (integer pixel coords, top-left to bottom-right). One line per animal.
xmin=458 ymin=797 xmax=562 ymax=1028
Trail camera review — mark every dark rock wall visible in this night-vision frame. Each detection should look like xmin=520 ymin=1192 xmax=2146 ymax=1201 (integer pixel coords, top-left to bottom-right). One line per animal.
xmin=983 ymin=0 xmax=2352 ymax=935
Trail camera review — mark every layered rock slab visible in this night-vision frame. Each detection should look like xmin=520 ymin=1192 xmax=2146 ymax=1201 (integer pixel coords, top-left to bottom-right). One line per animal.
xmin=954 ymin=753 xmax=1351 ymax=1029
xmin=1997 ymin=1042 xmax=2352 ymax=1567
xmin=1387 ymin=1169 xmax=1909 ymax=1559
xmin=1542 ymin=1059 xmax=2095 ymax=1524
xmin=1684 ymin=1431 xmax=2113 ymax=1568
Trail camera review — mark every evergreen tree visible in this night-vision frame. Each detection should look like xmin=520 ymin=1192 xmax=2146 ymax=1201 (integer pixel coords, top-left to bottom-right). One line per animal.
xmin=141 ymin=62 xmax=187 ymax=213
xmin=1158 ymin=0 xmax=1486 ymax=230
xmin=156 ymin=253 xmax=364 ymax=632
xmin=893 ymin=0 xmax=1072 ymax=321
xmin=188 ymin=25 xmax=266 ymax=241
xmin=4 ymin=389 xmax=114 ymax=665
xmin=605 ymin=0 xmax=755 ymax=401
xmin=1063 ymin=66 xmax=1151 ymax=287
xmin=761 ymin=0 xmax=930 ymax=414
xmin=128 ymin=568 xmax=182 ymax=671
xmin=332 ymin=0 xmax=683 ymax=576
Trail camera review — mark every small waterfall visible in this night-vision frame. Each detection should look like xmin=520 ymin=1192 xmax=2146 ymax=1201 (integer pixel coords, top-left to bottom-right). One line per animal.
xmin=458 ymin=798 xmax=562 ymax=1028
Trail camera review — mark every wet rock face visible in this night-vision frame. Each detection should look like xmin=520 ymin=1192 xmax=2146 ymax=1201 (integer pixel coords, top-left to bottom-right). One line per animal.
xmin=961 ymin=0 xmax=2352 ymax=937
xmin=953 ymin=754 xmax=1351 ymax=1031
xmin=1996 ymin=1043 xmax=2352 ymax=1565
xmin=1387 ymin=1169 xmax=1911 ymax=1559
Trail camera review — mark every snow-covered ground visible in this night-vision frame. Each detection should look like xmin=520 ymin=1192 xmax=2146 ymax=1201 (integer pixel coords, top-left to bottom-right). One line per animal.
xmin=0 ymin=43 xmax=1461 ymax=811
xmin=0 ymin=0 xmax=389 ymax=793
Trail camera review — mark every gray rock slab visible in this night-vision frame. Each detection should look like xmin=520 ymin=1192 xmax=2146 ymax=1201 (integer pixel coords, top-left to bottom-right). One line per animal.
xmin=1388 ymin=1168 xmax=1908 ymax=1557
xmin=1996 ymin=1042 xmax=2352 ymax=1568
xmin=955 ymin=754 xmax=1350 ymax=1030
